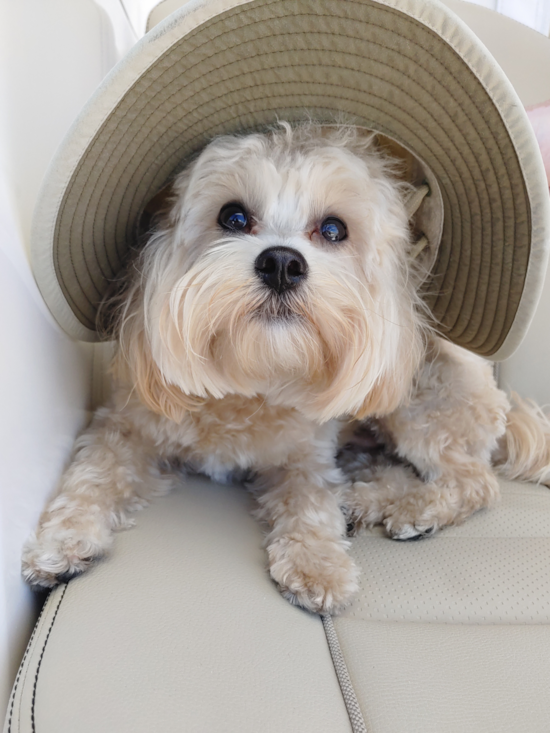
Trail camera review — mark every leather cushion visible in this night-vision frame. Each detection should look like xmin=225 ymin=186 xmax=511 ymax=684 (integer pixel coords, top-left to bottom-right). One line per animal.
xmin=5 ymin=475 xmax=351 ymax=733
xmin=7 ymin=476 xmax=550 ymax=732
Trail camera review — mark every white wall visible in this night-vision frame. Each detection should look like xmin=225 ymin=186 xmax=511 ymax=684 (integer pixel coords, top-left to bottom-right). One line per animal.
xmin=0 ymin=0 xmax=117 ymax=716
xmin=467 ymin=0 xmax=550 ymax=34
xmin=107 ymin=0 xmax=550 ymax=36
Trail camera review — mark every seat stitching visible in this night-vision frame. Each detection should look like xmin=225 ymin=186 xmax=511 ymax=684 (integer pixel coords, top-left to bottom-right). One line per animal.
xmin=30 ymin=585 xmax=68 ymax=733
xmin=6 ymin=593 xmax=50 ymax=733
xmin=322 ymin=614 xmax=369 ymax=733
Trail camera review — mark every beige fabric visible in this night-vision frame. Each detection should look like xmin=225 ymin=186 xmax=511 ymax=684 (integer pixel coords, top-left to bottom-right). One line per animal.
xmin=30 ymin=0 xmax=550 ymax=359
xmin=148 ymin=0 xmax=191 ymax=29
xmin=434 ymin=0 xmax=550 ymax=398
xmin=0 ymin=0 xmax=118 ymax=718
xmin=5 ymin=475 xmax=352 ymax=733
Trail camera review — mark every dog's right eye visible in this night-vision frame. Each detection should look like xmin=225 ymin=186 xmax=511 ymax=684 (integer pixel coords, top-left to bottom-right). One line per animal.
xmin=218 ymin=203 xmax=250 ymax=233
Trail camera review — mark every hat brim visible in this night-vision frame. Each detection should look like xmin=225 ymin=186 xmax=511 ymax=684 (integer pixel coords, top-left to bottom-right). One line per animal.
xmin=31 ymin=0 xmax=550 ymax=358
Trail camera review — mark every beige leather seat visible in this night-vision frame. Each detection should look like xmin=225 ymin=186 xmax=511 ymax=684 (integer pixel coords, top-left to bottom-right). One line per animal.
xmin=4 ymin=2 xmax=550 ymax=732
xmin=6 ymin=476 xmax=550 ymax=732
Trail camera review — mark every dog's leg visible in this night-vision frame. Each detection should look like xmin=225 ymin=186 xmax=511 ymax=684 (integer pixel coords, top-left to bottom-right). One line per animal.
xmin=374 ymin=339 xmax=509 ymax=540
xmin=253 ymin=454 xmax=359 ymax=614
xmin=347 ymin=463 xmax=433 ymax=536
xmin=22 ymin=406 xmax=172 ymax=588
xmin=380 ymin=459 xmax=501 ymax=540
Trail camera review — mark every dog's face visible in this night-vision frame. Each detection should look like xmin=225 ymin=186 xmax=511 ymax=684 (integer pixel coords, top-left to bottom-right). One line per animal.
xmin=118 ymin=125 xmax=426 ymax=422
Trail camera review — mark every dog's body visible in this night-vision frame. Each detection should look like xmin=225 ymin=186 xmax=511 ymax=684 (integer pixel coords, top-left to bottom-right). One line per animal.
xmin=23 ymin=124 xmax=550 ymax=613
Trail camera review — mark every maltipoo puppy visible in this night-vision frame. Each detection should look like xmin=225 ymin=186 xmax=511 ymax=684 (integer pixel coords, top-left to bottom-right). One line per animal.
xmin=22 ymin=124 xmax=550 ymax=613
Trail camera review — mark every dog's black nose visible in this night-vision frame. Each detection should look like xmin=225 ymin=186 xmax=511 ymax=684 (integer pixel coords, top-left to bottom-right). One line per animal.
xmin=254 ymin=247 xmax=308 ymax=294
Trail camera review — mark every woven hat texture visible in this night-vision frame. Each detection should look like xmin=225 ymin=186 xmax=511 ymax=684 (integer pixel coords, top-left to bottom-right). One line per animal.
xmin=31 ymin=0 xmax=550 ymax=358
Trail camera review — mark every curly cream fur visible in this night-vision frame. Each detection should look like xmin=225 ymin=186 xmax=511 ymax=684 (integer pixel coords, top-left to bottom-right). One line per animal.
xmin=22 ymin=123 xmax=550 ymax=614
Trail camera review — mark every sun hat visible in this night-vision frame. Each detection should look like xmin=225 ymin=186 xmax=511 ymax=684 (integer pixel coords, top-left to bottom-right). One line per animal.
xmin=31 ymin=0 xmax=550 ymax=359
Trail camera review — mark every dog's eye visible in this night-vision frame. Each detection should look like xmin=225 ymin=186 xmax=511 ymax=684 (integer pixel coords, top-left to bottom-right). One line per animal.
xmin=218 ymin=203 xmax=250 ymax=232
xmin=320 ymin=217 xmax=347 ymax=243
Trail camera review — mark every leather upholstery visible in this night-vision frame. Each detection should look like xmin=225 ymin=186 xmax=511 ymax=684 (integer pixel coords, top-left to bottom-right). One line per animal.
xmin=6 ymin=476 xmax=550 ymax=732
xmin=332 ymin=621 xmax=550 ymax=733
xmin=5 ymin=476 xmax=352 ymax=733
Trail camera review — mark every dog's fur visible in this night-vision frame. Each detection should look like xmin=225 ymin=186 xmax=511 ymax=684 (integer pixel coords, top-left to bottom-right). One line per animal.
xmin=22 ymin=124 xmax=550 ymax=613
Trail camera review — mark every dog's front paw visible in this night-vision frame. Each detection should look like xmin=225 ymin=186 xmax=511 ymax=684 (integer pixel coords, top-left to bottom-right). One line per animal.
xmin=22 ymin=523 xmax=112 ymax=589
xmin=382 ymin=494 xmax=442 ymax=541
xmin=267 ymin=535 xmax=359 ymax=614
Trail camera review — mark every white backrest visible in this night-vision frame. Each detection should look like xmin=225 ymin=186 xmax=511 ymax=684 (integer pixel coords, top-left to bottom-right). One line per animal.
xmin=0 ymin=0 xmax=118 ymax=714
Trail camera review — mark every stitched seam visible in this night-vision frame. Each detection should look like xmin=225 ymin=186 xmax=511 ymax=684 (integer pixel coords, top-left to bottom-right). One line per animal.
xmin=6 ymin=595 xmax=51 ymax=733
xmin=321 ymin=614 xmax=368 ymax=733
xmin=30 ymin=585 xmax=68 ymax=733
xmin=121 ymin=55 xmax=491 ymax=213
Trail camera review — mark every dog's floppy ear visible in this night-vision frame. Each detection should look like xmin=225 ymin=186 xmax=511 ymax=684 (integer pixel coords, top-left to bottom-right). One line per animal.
xmin=304 ymin=323 xmax=423 ymax=423
xmin=112 ymin=327 xmax=204 ymax=422
xmin=109 ymin=178 xmax=207 ymax=423
xmin=351 ymin=306 xmax=425 ymax=420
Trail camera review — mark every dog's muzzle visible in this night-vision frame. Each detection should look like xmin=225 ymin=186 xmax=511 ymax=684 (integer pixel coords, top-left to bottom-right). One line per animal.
xmin=254 ymin=247 xmax=308 ymax=294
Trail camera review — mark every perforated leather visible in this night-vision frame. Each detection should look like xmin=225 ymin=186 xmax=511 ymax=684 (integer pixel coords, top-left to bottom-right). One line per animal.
xmin=329 ymin=478 xmax=550 ymax=731
xmin=342 ymin=481 xmax=550 ymax=625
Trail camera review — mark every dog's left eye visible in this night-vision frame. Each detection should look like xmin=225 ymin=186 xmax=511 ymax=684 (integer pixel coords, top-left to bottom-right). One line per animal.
xmin=320 ymin=217 xmax=347 ymax=243
xmin=218 ymin=203 xmax=250 ymax=232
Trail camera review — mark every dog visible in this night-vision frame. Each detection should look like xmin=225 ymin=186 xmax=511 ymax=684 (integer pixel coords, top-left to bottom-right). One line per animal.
xmin=22 ymin=123 xmax=550 ymax=614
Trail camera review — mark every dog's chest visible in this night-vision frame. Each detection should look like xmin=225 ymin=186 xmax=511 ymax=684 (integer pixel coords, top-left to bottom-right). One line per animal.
xmin=181 ymin=395 xmax=318 ymax=479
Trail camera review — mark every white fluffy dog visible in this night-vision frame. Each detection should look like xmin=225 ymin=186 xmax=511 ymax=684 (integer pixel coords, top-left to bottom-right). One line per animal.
xmin=23 ymin=124 xmax=550 ymax=613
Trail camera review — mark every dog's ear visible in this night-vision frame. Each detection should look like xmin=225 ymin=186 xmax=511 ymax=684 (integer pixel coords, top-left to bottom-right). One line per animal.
xmin=113 ymin=323 xmax=204 ymax=423
xmin=352 ymin=315 xmax=424 ymax=420
xmin=304 ymin=277 xmax=425 ymax=423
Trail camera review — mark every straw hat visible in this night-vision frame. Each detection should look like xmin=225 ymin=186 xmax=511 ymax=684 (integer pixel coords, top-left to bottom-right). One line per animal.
xmin=31 ymin=0 xmax=550 ymax=358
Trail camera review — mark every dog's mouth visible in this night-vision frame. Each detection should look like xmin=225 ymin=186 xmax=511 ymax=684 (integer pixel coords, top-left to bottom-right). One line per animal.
xmin=255 ymin=293 xmax=302 ymax=322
